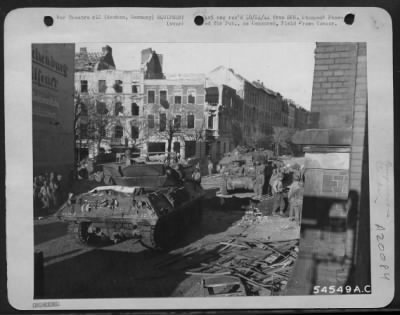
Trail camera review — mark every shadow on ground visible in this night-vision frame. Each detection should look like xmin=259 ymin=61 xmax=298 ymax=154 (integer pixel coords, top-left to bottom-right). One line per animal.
xmin=34 ymin=221 xmax=69 ymax=245
xmin=36 ymin=199 xmax=248 ymax=299
xmin=41 ymin=248 xmax=184 ymax=298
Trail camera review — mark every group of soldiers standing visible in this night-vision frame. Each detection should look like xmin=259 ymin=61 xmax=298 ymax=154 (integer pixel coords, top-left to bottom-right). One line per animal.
xmin=265 ymin=161 xmax=305 ymax=225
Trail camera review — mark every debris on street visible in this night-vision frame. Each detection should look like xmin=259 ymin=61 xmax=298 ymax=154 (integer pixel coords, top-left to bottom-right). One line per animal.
xmin=156 ymin=237 xmax=298 ymax=296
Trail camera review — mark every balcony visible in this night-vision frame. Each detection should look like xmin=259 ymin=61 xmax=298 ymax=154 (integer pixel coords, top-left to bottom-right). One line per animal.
xmin=205 ymin=129 xmax=219 ymax=139
xmin=110 ymin=137 xmax=123 ymax=146
xmin=206 ymin=103 xmax=219 ymax=111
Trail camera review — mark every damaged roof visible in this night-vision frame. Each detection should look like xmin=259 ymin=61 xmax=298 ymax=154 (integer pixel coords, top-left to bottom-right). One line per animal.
xmin=209 ymin=65 xmax=280 ymax=97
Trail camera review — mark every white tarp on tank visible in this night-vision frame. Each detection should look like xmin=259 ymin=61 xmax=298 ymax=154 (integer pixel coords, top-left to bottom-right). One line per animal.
xmin=89 ymin=186 xmax=141 ymax=194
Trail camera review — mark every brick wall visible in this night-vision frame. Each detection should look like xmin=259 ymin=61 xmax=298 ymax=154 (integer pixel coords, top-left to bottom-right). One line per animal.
xmin=309 ymin=42 xmax=368 ymax=198
xmin=349 ymin=43 xmax=367 ymax=192
xmin=288 ymin=42 xmax=369 ymax=294
xmin=311 ymin=43 xmax=359 ymax=129
xmin=348 ymin=43 xmax=370 ymax=288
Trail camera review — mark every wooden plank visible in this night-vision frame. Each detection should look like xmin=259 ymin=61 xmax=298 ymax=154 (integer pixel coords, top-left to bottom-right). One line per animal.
xmin=186 ymin=271 xmax=231 ymax=277
xmin=263 ymin=243 xmax=285 ymax=257
xmin=233 ymin=273 xmax=273 ymax=289
xmin=219 ymin=242 xmax=249 ymax=249
xmin=217 ymin=239 xmax=236 ymax=252
xmin=207 ymin=292 xmax=246 ymax=297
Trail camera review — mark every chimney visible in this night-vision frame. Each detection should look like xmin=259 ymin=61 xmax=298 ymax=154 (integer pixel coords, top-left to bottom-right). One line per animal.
xmin=157 ymin=53 xmax=163 ymax=68
xmin=141 ymin=48 xmax=153 ymax=65
xmin=102 ymin=45 xmax=112 ymax=55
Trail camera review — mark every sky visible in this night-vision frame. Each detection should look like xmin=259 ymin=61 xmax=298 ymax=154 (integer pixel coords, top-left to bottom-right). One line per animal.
xmin=76 ymin=43 xmax=316 ymax=109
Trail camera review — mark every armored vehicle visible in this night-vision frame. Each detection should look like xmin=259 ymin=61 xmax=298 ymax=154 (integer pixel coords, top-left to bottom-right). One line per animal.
xmin=216 ymin=149 xmax=271 ymax=195
xmin=101 ymin=159 xmax=198 ymax=186
xmin=57 ymin=165 xmax=205 ymax=249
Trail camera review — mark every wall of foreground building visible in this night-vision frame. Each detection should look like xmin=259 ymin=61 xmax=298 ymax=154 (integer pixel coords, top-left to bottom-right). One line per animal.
xmin=32 ymin=44 xmax=75 ymax=180
xmin=288 ymin=42 xmax=369 ymax=294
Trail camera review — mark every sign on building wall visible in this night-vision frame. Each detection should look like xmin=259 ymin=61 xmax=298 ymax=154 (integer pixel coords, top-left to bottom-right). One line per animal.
xmin=32 ymin=44 xmax=75 ymax=176
xmin=304 ymin=151 xmax=350 ymax=199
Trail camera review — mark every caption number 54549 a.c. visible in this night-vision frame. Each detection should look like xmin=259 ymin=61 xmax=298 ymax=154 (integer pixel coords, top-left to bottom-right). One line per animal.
xmin=313 ymin=285 xmax=371 ymax=294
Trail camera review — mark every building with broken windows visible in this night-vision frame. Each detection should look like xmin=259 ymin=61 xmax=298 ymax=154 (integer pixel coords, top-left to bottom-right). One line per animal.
xmin=142 ymin=72 xmax=207 ymax=159
xmin=75 ymin=59 xmax=144 ymax=157
xmin=75 ymin=46 xmax=309 ymax=161
xmin=75 ymin=47 xmax=208 ymax=159
xmin=204 ymin=66 xmax=306 ymax=160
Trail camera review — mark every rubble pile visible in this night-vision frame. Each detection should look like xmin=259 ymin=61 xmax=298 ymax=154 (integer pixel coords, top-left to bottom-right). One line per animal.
xmin=236 ymin=206 xmax=263 ymax=226
xmin=157 ymin=238 xmax=299 ymax=296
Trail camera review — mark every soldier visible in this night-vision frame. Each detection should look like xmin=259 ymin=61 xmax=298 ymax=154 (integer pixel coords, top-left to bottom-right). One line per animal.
xmin=207 ymin=157 xmax=213 ymax=176
xmin=269 ymin=168 xmax=278 ymax=196
xmin=264 ymin=161 xmax=274 ymax=195
xmin=272 ymin=173 xmax=284 ymax=216
xmin=192 ymin=166 xmax=202 ymax=184
xmin=254 ymin=167 xmax=265 ymax=197
xmin=125 ymin=149 xmax=132 ymax=166
xmin=39 ymin=180 xmax=51 ymax=211
xmin=288 ymin=173 xmax=304 ymax=225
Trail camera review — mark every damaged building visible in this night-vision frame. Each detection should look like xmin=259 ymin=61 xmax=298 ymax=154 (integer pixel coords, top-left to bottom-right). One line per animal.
xmin=75 ymin=47 xmax=207 ymax=159
xmin=75 ymin=46 xmax=143 ymax=157
xmin=205 ymin=66 xmax=309 ymax=160
xmin=74 ymin=46 xmax=309 ymax=160
xmin=142 ymin=72 xmax=207 ymax=159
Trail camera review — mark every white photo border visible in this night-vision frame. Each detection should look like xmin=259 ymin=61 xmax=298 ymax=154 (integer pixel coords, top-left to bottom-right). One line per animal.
xmin=4 ymin=6 xmax=394 ymax=310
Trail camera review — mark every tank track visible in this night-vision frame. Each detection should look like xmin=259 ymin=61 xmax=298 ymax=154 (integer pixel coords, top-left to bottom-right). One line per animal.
xmin=140 ymin=201 xmax=202 ymax=250
xmin=68 ymin=221 xmax=92 ymax=245
xmin=67 ymin=202 xmax=203 ymax=250
xmin=139 ymin=224 xmax=157 ymax=249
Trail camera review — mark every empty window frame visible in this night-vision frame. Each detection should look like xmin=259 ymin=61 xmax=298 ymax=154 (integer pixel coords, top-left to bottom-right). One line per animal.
xmin=131 ymin=84 xmax=139 ymax=94
xmin=174 ymin=115 xmax=181 ymax=129
xmin=114 ymin=102 xmax=124 ymax=116
xmin=187 ymin=113 xmax=195 ymax=129
xmin=148 ymin=90 xmax=155 ymax=104
xmin=98 ymin=80 xmax=107 ymax=93
xmin=187 ymin=90 xmax=196 ymax=104
xmin=131 ymin=103 xmax=139 ymax=116
xmin=81 ymin=80 xmax=88 ymax=93
xmin=114 ymin=80 xmax=123 ymax=93
xmin=148 ymin=114 xmax=155 ymax=129
xmin=159 ymin=113 xmax=166 ymax=131
xmin=114 ymin=125 xmax=123 ymax=138
xmin=174 ymin=95 xmax=182 ymax=104
xmin=208 ymin=115 xmax=214 ymax=129
xmin=160 ymin=90 xmax=169 ymax=108
xmin=131 ymin=126 xmax=139 ymax=139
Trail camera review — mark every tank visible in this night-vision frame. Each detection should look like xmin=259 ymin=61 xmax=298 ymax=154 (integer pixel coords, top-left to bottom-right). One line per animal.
xmin=218 ymin=158 xmax=266 ymax=195
xmin=56 ymin=165 xmax=205 ymax=249
xmin=101 ymin=158 xmax=199 ymax=186
xmin=215 ymin=149 xmax=272 ymax=195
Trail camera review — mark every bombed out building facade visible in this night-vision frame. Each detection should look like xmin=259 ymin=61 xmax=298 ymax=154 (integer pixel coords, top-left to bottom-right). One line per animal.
xmin=75 ymin=46 xmax=309 ymax=161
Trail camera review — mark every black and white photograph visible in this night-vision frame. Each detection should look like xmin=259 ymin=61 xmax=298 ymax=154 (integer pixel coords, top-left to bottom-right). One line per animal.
xmin=5 ymin=7 xmax=394 ymax=310
xmin=31 ymin=41 xmax=370 ymax=299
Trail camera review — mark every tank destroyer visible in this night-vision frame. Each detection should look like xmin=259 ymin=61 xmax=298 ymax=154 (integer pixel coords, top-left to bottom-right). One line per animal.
xmin=56 ymin=165 xmax=205 ymax=249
